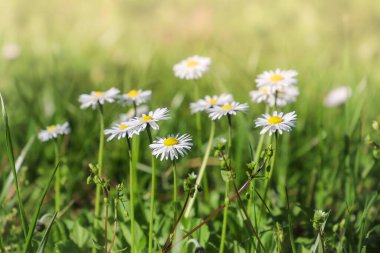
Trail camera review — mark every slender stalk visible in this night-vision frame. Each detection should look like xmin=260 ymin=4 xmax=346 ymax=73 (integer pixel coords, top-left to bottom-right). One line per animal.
xmin=219 ymin=182 xmax=230 ymax=253
xmin=147 ymin=126 xmax=156 ymax=253
xmin=108 ymin=200 xmax=118 ymax=253
xmin=285 ymin=187 xmax=296 ymax=253
xmin=319 ymin=230 xmax=326 ymax=253
xmin=173 ymin=160 xmax=178 ymax=220
xmin=54 ymin=140 xmax=60 ymax=213
xmin=184 ymin=121 xmax=215 ymax=218
xmin=104 ymin=201 xmax=109 ymax=253
xmin=127 ymin=138 xmax=135 ymax=253
xmin=94 ymin=104 xmax=104 ymax=231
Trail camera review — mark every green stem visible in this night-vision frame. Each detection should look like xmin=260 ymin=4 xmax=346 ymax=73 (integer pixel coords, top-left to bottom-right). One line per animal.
xmin=173 ymin=160 xmax=178 ymax=220
xmin=227 ymin=115 xmax=232 ymax=156
xmin=94 ymin=104 xmax=104 ymax=230
xmin=127 ymin=138 xmax=135 ymax=253
xmin=147 ymin=126 xmax=156 ymax=253
xmin=219 ymin=182 xmax=230 ymax=253
xmin=184 ymin=121 xmax=215 ymax=218
xmin=54 ymin=140 xmax=60 ymax=213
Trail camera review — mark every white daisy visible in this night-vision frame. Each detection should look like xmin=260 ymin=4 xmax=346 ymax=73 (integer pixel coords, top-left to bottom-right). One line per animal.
xmin=208 ymin=102 xmax=249 ymax=120
xmin=255 ymin=111 xmax=297 ymax=136
xmin=104 ymin=121 xmax=140 ymax=141
xmin=119 ymin=89 xmax=152 ymax=105
xmin=2 ymin=43 xmax=20 ymax=60
xmin=173 ymin=55 xmax=211 ymax=80
xmin=190 ymin=93 xmax=233 ymax=114
xmin=149 ymin=134 xmax=192 ymax=161
xmin=255 ymin=68 xmax=298 ymax=91
xmin=118 ymin=105 xmax=149 ymax=121
xmin=250 ymin=85 xmax=299 ymax=107
xmin=38 ymin=122 xmax=70 ymax=142
xmin=79 ymin=87 xmax=120 ymax=109
xmin=323 ymin=86 xmax=352 ymax=107
xmin=130 ymin=107 xmax=170 ymax=134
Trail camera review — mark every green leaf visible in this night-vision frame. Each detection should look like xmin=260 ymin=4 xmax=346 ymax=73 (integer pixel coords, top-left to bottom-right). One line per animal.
xmin=0 ymin=93 xmax=29 ymax=239
xmin=220 ymin=170 xmax=229 ymax=182
xmin=36 ymin=212 xmax=58 ymax=253
xmin=69 ymin=221 xmax=91 ymax=248
xmin=22 ymin=162 xmax=61 ymax=253
xmin=55 ymin=240 xmax=81 ymax=253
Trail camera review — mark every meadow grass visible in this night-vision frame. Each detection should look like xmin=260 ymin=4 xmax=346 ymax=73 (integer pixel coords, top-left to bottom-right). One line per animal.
xmin=0 ymin=0 xmax=380 ymax=252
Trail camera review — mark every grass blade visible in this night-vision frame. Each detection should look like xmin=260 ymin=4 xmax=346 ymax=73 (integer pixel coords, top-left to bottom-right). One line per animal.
xmin=0 ymin=135 xmax=35 ymax=203
xmin=36 ymin=212 xmax=58 ymax=253
xmin=0 ymin=93 xmax=29 ymax=239
xmin=22 ymin=161 xmax=61 ymax=253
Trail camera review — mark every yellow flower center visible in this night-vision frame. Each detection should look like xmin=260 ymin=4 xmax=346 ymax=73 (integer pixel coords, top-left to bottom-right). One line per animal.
xmin=142 ymin=115 xmax=153 ymax=122
xmin=163 ymin=137 xmax=179 ymax=146
xmin=221 ymin=104 xmax=233 ymax=110
xmin=268 ymin=116 xmax=283 ymax=124
xmin=118 ymin=124 xmax=128 ymax=130
xmin=127 ymin=89 xmax=139 ymax=97
xmin=208 ymin=98 xmax=218 ymax=105
xmin=270 ymin=74 xmax=284 ymax=82
xmin=186 ymin=60 xmax=199 ymax=68
xmin=47 ymin=125 xmax=56 ymax=133
xmin=260 ymin=88 xmax=268 ymax=94
xmin=94 ymin=91 xmax=103 ymax=96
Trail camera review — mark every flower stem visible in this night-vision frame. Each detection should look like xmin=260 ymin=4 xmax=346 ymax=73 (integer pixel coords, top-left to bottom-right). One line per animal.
xmin=127 ymin=138 xmax=135 ymax=253
xmin=173 ymin=160 xmax=178 ymax=220
xmin=54 ymin=140 xmax=60 ymax=213
xmin=184 ymin=120 xmax=215 ymax=218
xmin=94 ymin=104 xmax=104 ymax=231
xmin=147 ymin=126 xmax=156 ymax=253
xmin=219 ymin=181 xmax=230 ymax=253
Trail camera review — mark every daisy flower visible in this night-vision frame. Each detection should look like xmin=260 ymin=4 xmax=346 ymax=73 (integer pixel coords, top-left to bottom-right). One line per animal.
xmin=208 ymin=102 xmax=249 ymax=120
xmin=250 ymin=85 xmax=299 ymax=107
xmin=119 ymin=89 xmax=152 ymax=105
xmin=104 ymin=121 xmax=138 ymax=141
xmin=2 ymin=43 xmax=20 ymax=60
xmin=255 ymin=111 xmax=297 ymax=135
xmin=79 ymin=87 xmax=120 ymax=109
xmin=190 ymin=93 xmax=233 ymax=114
xmin=130 ymin=107 xmax=170 ymax=134
xmin=149 ymin=134 xmax=192 ymax=161
xmin=173 ymin=55 xmax=211 ymax=80
xmin=324 ymin=86 xmax=351 ymax=107
xmin=38 ymin=122 xmax=70 ymax=142
xmin=118 ymin=105 xmax=149 ymax=121
xmin=255 ymin=68 xmax=298 ymax=91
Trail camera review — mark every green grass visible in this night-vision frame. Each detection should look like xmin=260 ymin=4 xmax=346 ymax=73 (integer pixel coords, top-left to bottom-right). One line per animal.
xmin=1 ymin=0 xmax=380 ymax=252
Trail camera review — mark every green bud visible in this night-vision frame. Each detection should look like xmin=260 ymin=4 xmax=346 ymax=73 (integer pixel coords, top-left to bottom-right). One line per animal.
xmin=86 ymin=175 xmax=92 ymax=184
xmin=89 ymin=163 xmax=98 ymax=174
xmin=373 ymin=147 xmax=380 ymax=159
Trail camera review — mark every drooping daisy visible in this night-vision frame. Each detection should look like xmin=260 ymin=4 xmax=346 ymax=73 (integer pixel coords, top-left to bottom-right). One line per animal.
xmin=119 ymin=89 xmax=152 ymax=105
xmin=250 ymin=85 xmax=299 ymax=107
xmin=323 ymin=86 xmax=351 ymax=107
xmin=2 ymin=43 xmax=20 ymax=60
xmin=173 ymin=55 xmax=211 ymax=80
xmin=130 ymin=107 xmax=170 ymax=134
xmin=255 ymin=111 xmax=297 ymax=135
xmin=104 ymin=121 xmax=138 ymax=141
xmin=208 ymin=102 xmax=249 ymax=120
xmin=190 ymin=93 xmax=233 ymax=114
xmin=79 ymin=87 xmax=120 ymax=109
xmin=255 ymin=68 xmax=298 ymax=91
xmin=38 ymin=122 xmax=70 ymax=142
xmin=118 ymin=105 xmax=149 ymax=121
xmin=149 ymin=134 xmax=192 ymax=161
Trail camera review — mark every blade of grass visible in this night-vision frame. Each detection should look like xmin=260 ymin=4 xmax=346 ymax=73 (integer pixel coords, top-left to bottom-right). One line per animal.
xmin=36 ymin=212 xmax=58 ymax=253
xmin=22 ymin=161 xmax=61 ymax=253
xmin=0 ymin=135 xmax=35 ymax=203
xmin=1 ymin=93 xmax=29 ymax=239
xmin=285 ymin=186 xmax=296 ymax=253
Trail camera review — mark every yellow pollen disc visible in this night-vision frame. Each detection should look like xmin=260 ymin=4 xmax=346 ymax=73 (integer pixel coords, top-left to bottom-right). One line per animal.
xmin=47 ymin=125 xmax=56 ymax=133
xmin=268 ymin=116 xmax=283 ymax=124
xmin=208 ymin=98 xmax=218 ymax=105
xmin=94 ymin=91 xmax=103 ymax=96
xmin=163 ymin=137 xmax=179 ymax=146
xmin=260 ymin=88 xmax=268 ymax=94
xmin=142 ymin=115 xmax=153 ymax=122
xmin=270 ymin=74 xmax=284 ymax=82
xmin=186 ymin=60 xmax=198 ymax=68
xmin=118 ymin=124 xmax=128 ymax=130
xmin=127 ymin=89 xmax=139 ymax=97
xmin=221 ymin=104 xmax=233 ymax=110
